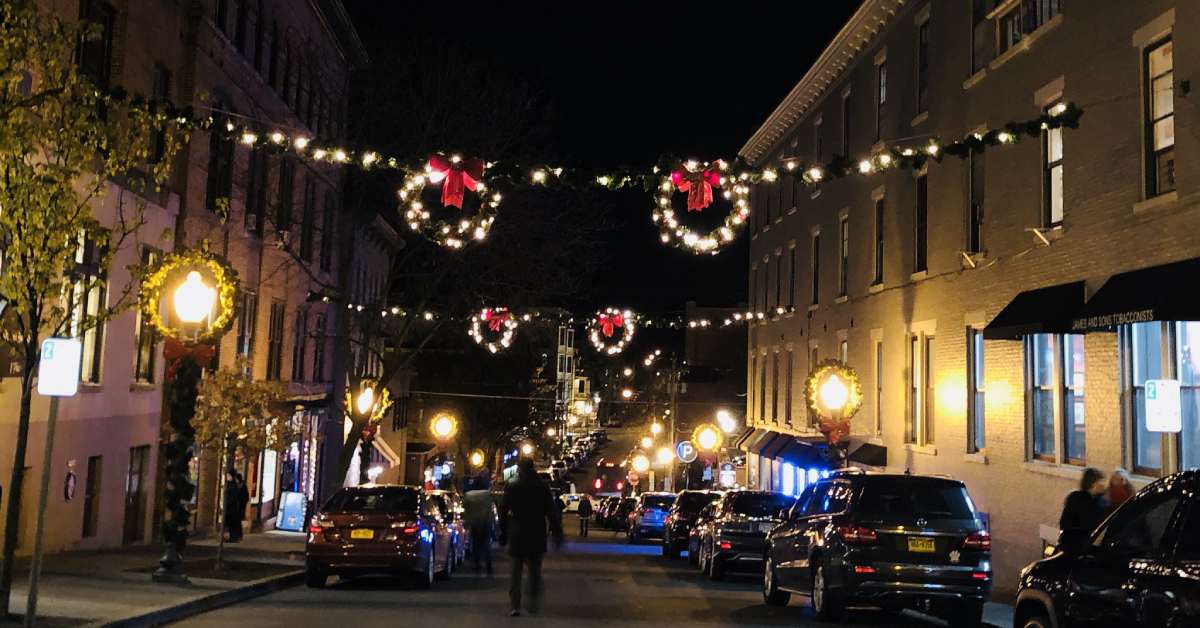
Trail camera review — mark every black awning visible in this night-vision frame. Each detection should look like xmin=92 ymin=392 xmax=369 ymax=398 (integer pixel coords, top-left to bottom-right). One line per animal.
xmin=740 ymin=429 xmax=779 ymax=454
xmin=848 ymin=442 xmax=887 ymax=467
xmin=759 ymin=433 xmax=793 ymax=459
xmin=775 ymin=439 xmax=830 ymax=468
xmin=983 ymin=281 xmax=1086 ymax=340
xmin=1071 ymin=258 xmax=1200 ymax=331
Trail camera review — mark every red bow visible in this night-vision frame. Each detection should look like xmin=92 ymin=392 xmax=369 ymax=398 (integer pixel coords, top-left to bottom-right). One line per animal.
xmin=818 ymin=417 xmax=851 ymax=446
xmin=163 ymin=337 xmax=215 ymax=382
xmin=482 ymin=308 xmax=510 ymax=333
xmin=598 ymin=313 xmax=624 ymax=338
xmin=361 ymin=422 xmax=379 ymax=443
xmin=670 ymin=167 xmax=723 ymax=212
xmin=427 ymin=154 xmax=486 ymax=209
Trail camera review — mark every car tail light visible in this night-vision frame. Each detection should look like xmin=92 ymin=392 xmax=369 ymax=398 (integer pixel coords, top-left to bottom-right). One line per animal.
xmin=616 ymin=481 xmax=624 ymax=491
xmin=391 ymin=521 xmax=420 ymax=535
xmin=718 ymin=540 xmax=733 ymax=550
xmin=853 ymin=565 xmax=876 ymax=574
xmin=836 ymin=525 xmax=878 ymax=545
xmin=963 ymin=530 xmax=991 ymax=551
xmin=972 ymin=572 xmax=990 ymax=580
xmin=309 ymin=516 xmax=333 ymax=535
xmin=594 ymin=479 xmax=602 ymax=490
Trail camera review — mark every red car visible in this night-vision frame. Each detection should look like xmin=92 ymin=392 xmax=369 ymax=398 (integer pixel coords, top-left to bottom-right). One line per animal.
xmin=306 ymin=485 xmax=455 ymax=588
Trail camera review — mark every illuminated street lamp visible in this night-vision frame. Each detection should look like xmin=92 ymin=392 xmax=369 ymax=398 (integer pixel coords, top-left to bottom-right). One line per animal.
xmin=469 ymin=450 xmax=486 ymax=468
xmin=650 ymin=422 xmax=662 ymax=436
xmin=520 ymin=442 xmax=535 ymax=457
xmin=631 ymin=453 xmax=651 ymax=474
xmin=430 ymin=413 xmax=459 ymax=441
xmin=621 ymin=388 xmax=634 ymax=399
xmin=692 ymin=423 xmax=724 ymax=452
xmin=655 ymin=447 xmax=674 ymax=466
xmin=622 ymin=367 xmax=633 ymax=377
xmin=716 ymin=409 xmax=738 ymax=434
xmin=805 ymin=360 xmax=863 ymax=467
xmin=546 ymin=427 xmax=557 ymax=437
xmin=640 ymin=436 xmax=653 ymax=449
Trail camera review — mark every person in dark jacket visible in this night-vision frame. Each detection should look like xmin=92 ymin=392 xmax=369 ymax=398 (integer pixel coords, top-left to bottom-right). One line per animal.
xmin=576 ymin=495 xmax=594 ymax=537
xmin=500 ymin=458 xmax=564 ymax=617
xmin=224 ymin=470 xmax=248 ymax=542
xmin=1059 ymin=467 xmax=1107 ymax=541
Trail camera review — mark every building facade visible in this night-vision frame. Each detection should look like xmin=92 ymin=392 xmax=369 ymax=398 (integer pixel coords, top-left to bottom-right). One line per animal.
xmin=0 ymin=0 xmax=367 ymax=554
xmin=738 ymin=0 xmax=1198 ymax=593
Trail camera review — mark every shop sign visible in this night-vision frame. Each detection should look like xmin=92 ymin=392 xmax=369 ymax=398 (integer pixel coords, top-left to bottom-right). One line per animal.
xmin=675 ymin=440 xmax=698 ymax=463
xmin=1145 ymin=379 xmax=1182 ymax=433
xmin=718 ymin=463 xmax=736 ymax=488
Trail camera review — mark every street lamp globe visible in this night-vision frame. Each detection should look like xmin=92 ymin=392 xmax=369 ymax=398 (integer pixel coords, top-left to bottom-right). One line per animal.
xmin=546 ymin=427 xmax=557 ymax=437
xmin=430 ymin=413 xmax=458 ymax=441
xmin=716 ymin=409 xmax=737 ymax=434
xmin=355 ymin=386 xmax=377 ymax=416
xmin=650 ymin=422 xmax=662 ymax=436
xmin=655 ymin=447 xmax=673 ymax=466
xmin=621 ymin=388 xmax=634 ymax=399
xmin=469 ymin=450 xmax=486 ymax=467
xmin=631 ymin=453 xmax=651 ymax=474
xmin=693 ymin=424 xmax=724 ymax=452
xmin=622 ymin=367 xmax=633 ymax=377
xmin=173 ymin=271 xmax=216 ymax=324
xmin=819 ymin=374 xmax=851 ymax=414
xmin=520 ymin=442 xmax=535 ymax=456
xmin=640 ymin=436 xmax=653 ymax=449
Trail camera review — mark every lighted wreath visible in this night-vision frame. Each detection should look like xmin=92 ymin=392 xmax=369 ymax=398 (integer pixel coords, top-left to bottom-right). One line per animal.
xmin=651 ymin=159 xmax=751 ymax=255
xmin=139 ymin=246 xmax=240 ymax=345
xmin=400 ymin=152 xmax=501 ymax=249
xmin=345 ymin=378 xmax=393 ymax=442
xmin=804 ymin=359 xmax=863 ymax=445
xmin=469 ymin=307 xmax=518 ymax=353
xmin=588 ymin=307 xmax=636 ymax=356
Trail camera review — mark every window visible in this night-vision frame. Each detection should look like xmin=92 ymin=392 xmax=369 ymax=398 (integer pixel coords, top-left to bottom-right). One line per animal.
xmin=839 ymin=339 xmax=848 ymax=364
xmin=916 ymin=20 xmax=930 ymax=114
xmin=759 ymin=356 xmax=768 ymax=421
xmin=813 ymin=119 xmax=823 ymax=163
xmin=838 ymin=217 xmax=849 ymax=297
xmin=291 ymin=308 xmax=307 ymax=382
xmin=1145 ymin=38 xmax=1175 ymax=197
xmin=133 ymin=247 xmax=161 ymax=383
xmin=771 ymin=352 xmax=779 ymax=421
xmin=206 ymin=104 xmax=235 ymax=213
xmin=841 ymin=92 xmax=851 ymax=155
xmin=151 ymin=67 xmax=172 ymax=162
xmin=908 ymin=334 xmax=934 ymax=444
xmin=810 ymin=232 xmax=820 ymax=306
xmin=234 ymin=0 xmax=248 ymax=53
xmin=70 ymin=232 xmax=107 ymax=384
xmin=320 ymin=193 xmax=336 ymax=272
xmin=967 ymin=328 xmax=985 ymax=452
xmin=1178 ymin=501 xmax=1200 ymax=560
xmin=244 ymin=152 xmax=267 ymax=235
xmin=998 ymin=0 xmax=1060 ymax=55
xmin=1122 ymin=322 xmax=1200 ymax=475
xmin=971 ymin=0 xmax=996 ymax=73
xmin=750 ymin=354 xmax=757 ymax=422
xmin=1043 ymin=103 xmax=1064 ymax=226
xmin=914 ymin=174 xmax=928 ymax=273
xmin=773 ymin=251 xmax=783 ymax=312
xmin=785 ymin=349 xmax=794 ymax=424
xmin=214 ymin=0 xmax=229 ymax=34
xmin=874 ymin=340 xmax=884 ymax=433
xmin=253 ymin=1 xmax=265 ymax=71
xmin=873 ymin=198 xmax=884 ymax=285
xmin=81 ymin=455 xmax=102 ymax=538
xmin=750 ymin=265 xmax=758 ymax=313
xmin=780 ymin=171 xmax=794 ymax=212
xmin=1026 ymin=333 xmax=1085 ymax=464
xmin=967 ymin=150 xmax=984 ymax=252
xmin=788 ymin=246 xmax=797 ymax=309
xmin=269 ymin=21 xmax=280 ymax=87
xmin=1094 ymin=491 xmax=1182 ymax=559
xmin=875 ymin=61 xmax=887 ymax=142
xmin=266 ymin=301 xmax=284 ymax=380
xmin=276 ymin=158 xmax=295 ymax=233
xmin=236 ymin=290 xmax=258 ymax=364
xmin=924 ymin=335 xmax=936 ymax=444
xmin=77 ymin=0 xmax=116 ymax=88
xmin=300 ymin=178 xmax=316 ymax=261
xmin=313 ymin=314 xmax=326 ymax=383
xmin=281 ymin=39 xmax=292 ymax=101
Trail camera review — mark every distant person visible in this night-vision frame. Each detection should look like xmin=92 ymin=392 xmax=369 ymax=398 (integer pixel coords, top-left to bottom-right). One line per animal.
xmin=1059 ymin=467 xmax=1107 ymax=541
xmin=576 ymin=495 xmax=593 ymax=537
xmin=224 ymin=470 xmax=248 ymax=542
xmin=500 ymin=458 xmax=564 ymax=617
xmin=463 ymin=470 xmax=495 ymax=575
xmin=1107 ymin=468 xmax=1135 ymax=514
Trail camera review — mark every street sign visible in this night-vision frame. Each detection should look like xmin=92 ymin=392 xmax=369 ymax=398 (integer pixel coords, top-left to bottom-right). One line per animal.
xmin=718 ymin=463 xmax=736 ymax=488
xmin=37 ymin=338 xmax=81 ymax=397
xmin=1145 ymin=379 xmax=1182 ymax=432
xmin=675 ymin=440 xmax=698 ymax=463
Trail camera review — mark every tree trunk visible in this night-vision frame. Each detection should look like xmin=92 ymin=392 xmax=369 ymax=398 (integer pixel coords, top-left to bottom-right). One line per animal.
xmin=0 ymin=348 xmax=37 ymax=616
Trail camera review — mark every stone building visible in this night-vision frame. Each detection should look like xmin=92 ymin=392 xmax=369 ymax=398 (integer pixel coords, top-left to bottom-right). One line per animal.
xmin=737 ymin=0 xmax=1197 ymax=593
xmin=0 ymin=0 xmax=367 ymax=554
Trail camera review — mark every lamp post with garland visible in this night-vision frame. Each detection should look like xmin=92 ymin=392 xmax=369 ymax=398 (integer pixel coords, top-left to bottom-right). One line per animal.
xmin=348 ymin=379 xmax=393 ymax=485
xmin=140 ymin=246 xmax=240 ymax=584
xmin=804 ymin=360 xmax=864 ymax=468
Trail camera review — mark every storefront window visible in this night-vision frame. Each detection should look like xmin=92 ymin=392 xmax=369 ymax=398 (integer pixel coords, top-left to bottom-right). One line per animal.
xmin=1064 ymin=334 xmax=1086 ymax=463
xmin=1026 ymin=333 xmax=1085 ymax=464
xmin=1176 ymin=322 xmax=1200 ymax=470
xmin=1125 ymin=322 xmax=1165 ymax=475
xmin=1028 ymin=334 xmax=1057 ymax=460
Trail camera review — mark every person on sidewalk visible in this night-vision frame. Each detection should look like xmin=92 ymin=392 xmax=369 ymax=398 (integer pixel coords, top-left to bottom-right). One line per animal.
xmin=500 ymin=458 xmax=563 ymax=617
xmin=576 ymin=495 xmax=593 ymax=537
xmin=1107 ymin=468 xmax=1135 ymax=514
xmin=1059 ymin=467 xmax=1107 ymax=541
xmin=463 ymin=471 xmax=495 ymax=575
xmin=224 ymin=470 xmax=248 ymax=543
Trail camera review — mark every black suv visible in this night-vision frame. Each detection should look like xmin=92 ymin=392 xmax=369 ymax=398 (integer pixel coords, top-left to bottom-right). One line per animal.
xmin=1015 ymin=470 xmax=1200 ymax=628
xmin=662 ymin=490 xmax=722 ymax=558
xmin=763 ymin=471 xmax=991 ymax=627
xmin=697 ymin=490 xmax=796 ymax=580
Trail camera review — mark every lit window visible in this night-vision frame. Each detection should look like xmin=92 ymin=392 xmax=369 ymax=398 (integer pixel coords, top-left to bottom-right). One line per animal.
xmin=1145 ymin=38 xmax=1175 ymax=196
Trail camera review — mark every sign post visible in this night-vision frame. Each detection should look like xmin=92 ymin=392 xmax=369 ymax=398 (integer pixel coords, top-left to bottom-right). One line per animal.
xmin=24 ymin=338 xmax=81 ymax=628
xmin=1145 ymin=379 xmax=1182 ymax=433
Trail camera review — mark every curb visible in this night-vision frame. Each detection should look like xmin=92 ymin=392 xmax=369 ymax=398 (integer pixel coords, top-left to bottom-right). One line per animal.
xmin=85 ymin=570 xmax=304 ymax=628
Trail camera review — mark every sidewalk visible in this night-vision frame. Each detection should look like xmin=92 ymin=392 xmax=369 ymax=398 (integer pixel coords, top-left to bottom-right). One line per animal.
xmin=3 ymin=530 xmax=305 ymax=627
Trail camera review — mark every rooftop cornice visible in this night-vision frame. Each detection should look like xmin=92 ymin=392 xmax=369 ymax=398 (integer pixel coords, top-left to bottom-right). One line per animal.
xmin=738 ymin=0 xmax=906 ymax=166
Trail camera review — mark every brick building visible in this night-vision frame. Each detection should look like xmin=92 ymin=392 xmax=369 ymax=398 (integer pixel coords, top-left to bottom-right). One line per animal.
xmin=737 ymin=0 xmax=1198 ymax=593
xmin=0 ymin=0 xmax=368 ymax=554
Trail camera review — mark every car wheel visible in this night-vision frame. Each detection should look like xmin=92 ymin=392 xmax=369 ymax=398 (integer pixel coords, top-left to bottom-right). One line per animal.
xmin=762 ymin=555 xmax=790 ymax=606
xmin=1019 ymin=612 xmax=1052 ymax=628
xmin=948 ymin=601 xmax=984 ymax=628
xmin=304 ymin=562 xmax=327 ymax=589
xmin=706 ymin=542 xmax=724 ymax=581
xmin=416 ymin=545 xmax=435 ymax=589
xmin=811 ymin=563 xmax=843 ymax=621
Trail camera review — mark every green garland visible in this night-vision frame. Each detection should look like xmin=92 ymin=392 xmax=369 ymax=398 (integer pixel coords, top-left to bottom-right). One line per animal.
xmin=161 ymin=356 xmax=201 ymax=550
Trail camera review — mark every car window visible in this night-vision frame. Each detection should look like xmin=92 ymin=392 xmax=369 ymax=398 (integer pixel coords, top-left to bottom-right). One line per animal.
xmin=1095 ymin=490 xmax=1183 ymax=558
xmin=856 ymin=479 xmax=976 ymax=519
xmin=697 ymin=503 xmax=715 ymax=521
xmin=728 ymin=492 xmax=795 ymax=517
xmin=791 ymin=485 xmax=816 ymax=519
xmin=643 ymin=495 xmax=675 ymax=510
xmin=323 ymin=488 xmax=419 ymax=513
xmin=805 ymin=483 xmax=831 ymax=515
xmin=677 ymin=492 xmax=720 ymax=515
xmin=1175 ymin=501 xmax=1200 ymax=561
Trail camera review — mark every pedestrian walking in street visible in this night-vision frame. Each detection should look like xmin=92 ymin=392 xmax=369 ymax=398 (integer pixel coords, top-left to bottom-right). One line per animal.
xmin=500 ymin=458 xmax=564 ymax=617
xmin=463 ymin=470 xmax=495 ymax=575
xmin=224 ymin=470 xmax=248 ymax=543
xmin=576 ymin=495 xmax=593 ymax=537
xmin=1107 ymin=468 xmax=1135 ymax=514
xmin=1058 ymin=467 xmax=1107 ymax=542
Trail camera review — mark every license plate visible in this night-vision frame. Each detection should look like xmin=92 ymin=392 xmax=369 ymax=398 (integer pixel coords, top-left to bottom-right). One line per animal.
xmin=350 ymin=528 xmax=374 ymax=540
xmin=907 ymin=536 xmax=935 ymax=553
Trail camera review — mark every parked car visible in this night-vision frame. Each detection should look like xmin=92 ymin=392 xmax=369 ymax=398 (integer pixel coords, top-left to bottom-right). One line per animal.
xmin=697 ymin=490 xmax=795 ymax=581
xmin=611 ymin=497 xmax=638 ymax=531
xmin=306 ymin=485 xmax=453 ymax=589
xmin=687 ymin=502 xmax=719 ymax=566
xmin=662 ymin=490 xmax=723 ymax=558
xmin=627 ymin=492 xmax=676 ymax=543
xmin=596 ymin=496 xmax=622 ymax=527
xmin=762 ymin=471 xmax=990 ymax=627
xmin=1014 ymin=469 xmax=1200 ymax=628
xmin=426 ymin=489 xmax=467 ymax=568
xmin=549 ymin=459 xmax=568 ymax=480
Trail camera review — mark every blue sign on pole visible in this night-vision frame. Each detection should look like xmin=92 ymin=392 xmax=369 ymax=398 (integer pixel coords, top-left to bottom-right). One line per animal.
xmin=676 ymin=440 xmax=698 ymax=463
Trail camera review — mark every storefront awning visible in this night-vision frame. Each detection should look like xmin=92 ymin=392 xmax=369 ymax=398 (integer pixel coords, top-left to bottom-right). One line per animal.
xmin=983 ymin=281 xmax=1086 ymax=340
xmin=1071 ymin=257 xmax=1200 ymax=332
xmin=774 ymin=438 xmax=830 ymax=468
xmin=848 ymin=442 xmax=887 ymax=467
xmin=738 ymin=428 xmax=780 ymax=454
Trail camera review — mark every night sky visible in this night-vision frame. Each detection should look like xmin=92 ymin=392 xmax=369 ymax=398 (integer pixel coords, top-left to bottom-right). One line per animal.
xmin=343 ymin=1 xmax=861 ymax=314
